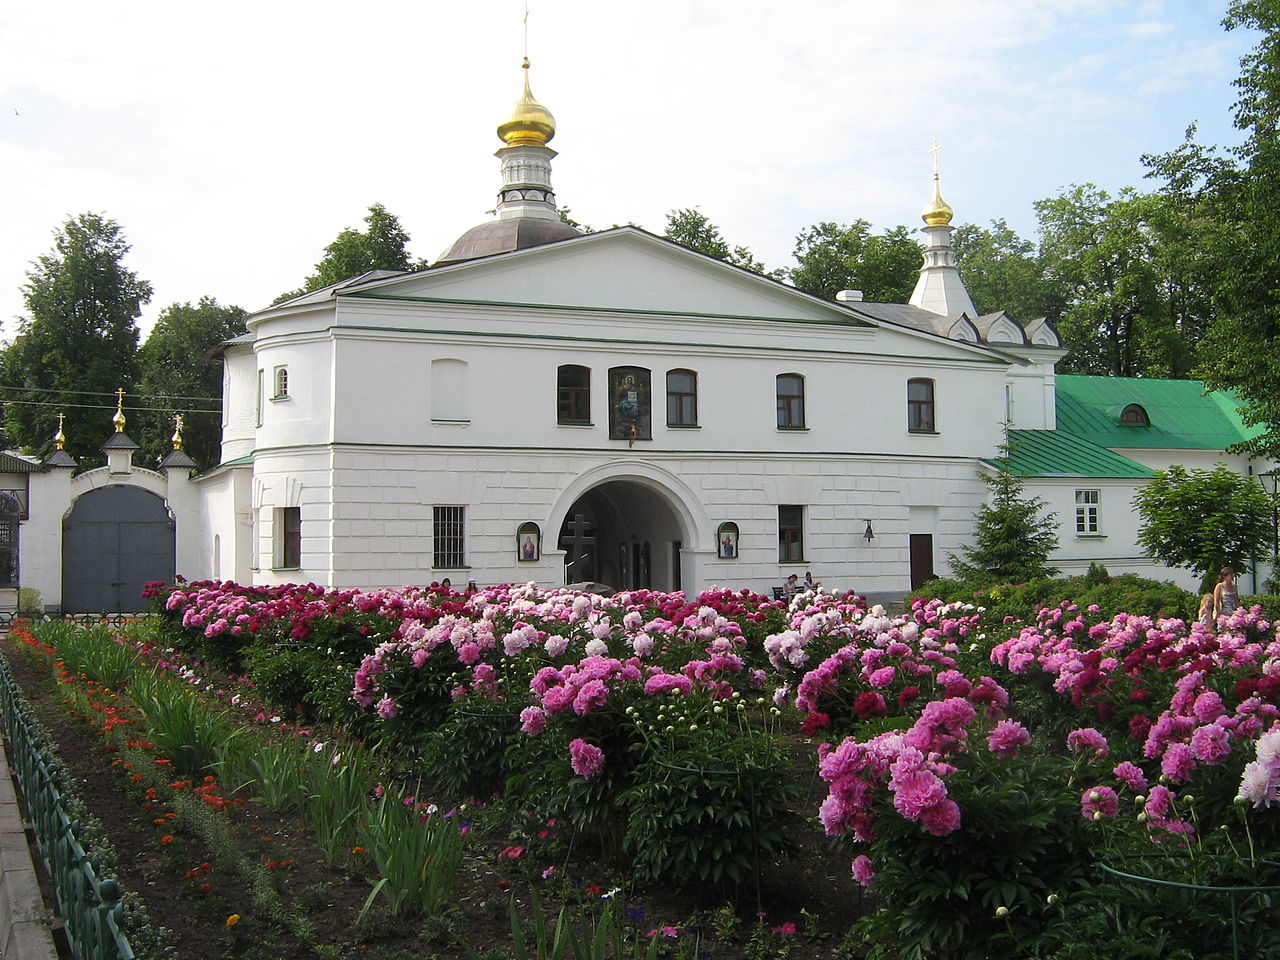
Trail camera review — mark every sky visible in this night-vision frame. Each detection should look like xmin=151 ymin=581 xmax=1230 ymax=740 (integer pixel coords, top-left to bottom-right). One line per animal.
xmin=0 ymin=0 xmax=1258 ymax=341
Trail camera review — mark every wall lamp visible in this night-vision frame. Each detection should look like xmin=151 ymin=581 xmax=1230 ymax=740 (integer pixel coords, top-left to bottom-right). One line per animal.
xmin=863 ymin=520 xmax=875 ymax=543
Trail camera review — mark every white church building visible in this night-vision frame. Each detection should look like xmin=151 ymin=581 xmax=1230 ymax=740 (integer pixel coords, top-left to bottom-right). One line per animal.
xmin=6 ymin=62 xmax=1274 ymax=611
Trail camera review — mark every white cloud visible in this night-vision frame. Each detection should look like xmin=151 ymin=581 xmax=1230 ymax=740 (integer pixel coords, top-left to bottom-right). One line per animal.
xmin=0 ymin=0 xmax=1256 ymax=340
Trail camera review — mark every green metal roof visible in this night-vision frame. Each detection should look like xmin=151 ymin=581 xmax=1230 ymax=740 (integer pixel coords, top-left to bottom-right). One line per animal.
xmin=991 ymin=430 xmax=1155 ymax=479
xmin=1055 ymin=375 xmax=1261 ymax=450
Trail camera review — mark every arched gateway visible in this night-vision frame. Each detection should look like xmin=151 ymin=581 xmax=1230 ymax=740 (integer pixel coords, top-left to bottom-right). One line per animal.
xmin=63 ymin=485 xmax=175 ymax=614
xmin=553 ymin=467 xmax=702 ymax=593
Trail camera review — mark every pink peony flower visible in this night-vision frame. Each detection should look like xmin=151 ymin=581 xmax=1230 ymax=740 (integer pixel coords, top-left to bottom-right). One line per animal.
xmin=568 ymin=738 xmax=605 ymax=778
xmin=1080 ymin=786 xmax=1119 ymax=820
xmin=1066 ymin=727 xmax=1109 ymax=757
xmin=986 ymin=720 xmax=1030 ymax=756
xmin=519 ymin=706 xmax=547 ymax=736
xmin=1112 ymin=761 xmax=1148 ymax=794
xmin=851 ymin=855 xmax=876 ymax=887
xmin=375 ymin=695 xmax=399 ymax=719
xmin=1160 ymin=742 xmax=1196 ymax=782
xmin=919 ymin=799 xmax=962 ymax=836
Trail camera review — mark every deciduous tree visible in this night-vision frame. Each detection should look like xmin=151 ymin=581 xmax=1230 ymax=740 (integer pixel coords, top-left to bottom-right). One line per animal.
xmin=1133 ymin=464 xmax=1272 ymax=588
xmin=276 ymin=203 xmax=417 ymax=303
xmin=1 ymin=212 xmax=149 ymax=462
xmin=952 ymin=219 xmax=1065 ymax=323
xmin=663 ymin=208 xmax=765 ymax=273
xmin=787 ymin=220 xmax=922 ymax=303
xmin=136 ymin=297 xmax=247 ymax=471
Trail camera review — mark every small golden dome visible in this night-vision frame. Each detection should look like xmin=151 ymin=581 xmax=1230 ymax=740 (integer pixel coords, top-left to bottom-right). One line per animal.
xmin=922 ymin=175 xmax=953 ymax=226
xmin=497 ymin=59 xmax=556 ymax=147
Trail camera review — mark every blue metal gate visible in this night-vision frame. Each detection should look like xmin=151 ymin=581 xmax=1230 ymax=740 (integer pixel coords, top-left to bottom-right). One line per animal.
xmin=62 ymin=486 xmax=175 ymax=614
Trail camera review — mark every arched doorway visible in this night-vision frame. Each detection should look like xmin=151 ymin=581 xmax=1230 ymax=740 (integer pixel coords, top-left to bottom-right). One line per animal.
xmin=558 ymin=479 xmax=686 ymax=592
xmin=63 ymin=485 xmax=175 ymax=614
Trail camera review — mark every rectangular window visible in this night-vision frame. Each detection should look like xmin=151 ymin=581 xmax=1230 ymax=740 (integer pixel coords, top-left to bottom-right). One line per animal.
xmin=1075 ymin=489 xmax=1100 ymax=534
xmin=777 ymin=374 xmax=805 ymax=429
xmin=666 ymin=369 xmax=698 ymax=426
xmin=255 ymin=369 xmax=264 ymax=427
xmin=557 ymin=365 xmax=591 ymax=424
xmin=433 ymin=505 xmax=466 ymax=568
xmin=273 ymin=506 xmax=301 ymax=569
xmin=778 ymin=505 xmax=804 ymax=562
xmin=908 ymin=378 xmax=936 ymax=433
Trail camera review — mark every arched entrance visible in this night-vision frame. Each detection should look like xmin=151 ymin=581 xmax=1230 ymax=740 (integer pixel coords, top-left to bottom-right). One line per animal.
xmin=558 ymin=479 xmax=687 ymax=592
xmin=63 ymin=485 xmax=175 ymax=614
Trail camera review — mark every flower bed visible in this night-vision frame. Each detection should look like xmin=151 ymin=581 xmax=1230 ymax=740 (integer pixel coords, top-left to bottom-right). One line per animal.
xmin=4 ymin=580 xmax=1279 ymax=959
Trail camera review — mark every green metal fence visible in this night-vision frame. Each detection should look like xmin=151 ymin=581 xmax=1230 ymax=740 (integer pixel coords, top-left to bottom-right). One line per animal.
xmin=0 ymin=653 xmax=135 ymax=960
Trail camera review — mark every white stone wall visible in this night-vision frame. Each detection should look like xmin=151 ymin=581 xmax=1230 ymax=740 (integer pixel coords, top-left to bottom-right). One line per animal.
xmin=251 ymin=446 xmax=990 ymax=596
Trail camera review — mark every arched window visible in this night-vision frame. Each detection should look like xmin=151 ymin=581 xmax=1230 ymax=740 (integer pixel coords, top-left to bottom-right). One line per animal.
xmin=1119 ymin=403 xmax=1149 ymax=426
xmin=557 ymin=365 xmax=591 ymax=424
xmin=907 ymin=378 xmax=936 ymax=433
xmin=777 ymin=374 xmax=805 ymax=429
xmin=273 ymin=365 xmax=289 ymax=399
xmin=666 ymin=369 xmax=697 ymax=426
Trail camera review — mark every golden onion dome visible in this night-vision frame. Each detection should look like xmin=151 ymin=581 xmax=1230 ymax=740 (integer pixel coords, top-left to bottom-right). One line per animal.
xmin=922 ymin=175 xmax=954 ymax=226
xmin=497 ymin=59 xmax=556 ymax=147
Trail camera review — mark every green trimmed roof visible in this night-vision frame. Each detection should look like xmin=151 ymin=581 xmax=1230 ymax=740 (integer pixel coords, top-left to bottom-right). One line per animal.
xmin=993 ymin=430 xmax=1155 ymax=479
xmin=1055 ymin=375 xmax=1261 ymax=449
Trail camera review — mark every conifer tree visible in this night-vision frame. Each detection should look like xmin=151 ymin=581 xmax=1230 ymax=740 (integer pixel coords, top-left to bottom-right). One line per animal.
xmin=950 ymin=434 xmax=1059 ymax=583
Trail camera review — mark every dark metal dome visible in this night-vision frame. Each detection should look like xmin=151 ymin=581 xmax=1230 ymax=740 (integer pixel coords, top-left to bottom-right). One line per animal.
xmin=435 ymin=217 xmax=581 ymax=266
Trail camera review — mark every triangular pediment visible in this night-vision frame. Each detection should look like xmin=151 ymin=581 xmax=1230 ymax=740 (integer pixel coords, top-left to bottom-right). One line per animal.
xmin=341 ymin=228 xmax=866 ymax=325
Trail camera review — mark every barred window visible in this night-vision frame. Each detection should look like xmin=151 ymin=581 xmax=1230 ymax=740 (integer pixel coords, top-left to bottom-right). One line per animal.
xmin=433 ymin=506 xmax=466 ymax=568
xmin=273 ymin=366 xmax=289 ymax=399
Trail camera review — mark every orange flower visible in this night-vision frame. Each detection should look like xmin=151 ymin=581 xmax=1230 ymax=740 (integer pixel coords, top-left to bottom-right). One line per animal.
xmin=198 ymin=883 xmax=212 ymax=892
xmin=160 ymin=835 xmax=173 ymax=844
xmin=351 ymin=846 xmax=365 ymax=855
xmin=225 ymin=914 xmax=240 ymax=927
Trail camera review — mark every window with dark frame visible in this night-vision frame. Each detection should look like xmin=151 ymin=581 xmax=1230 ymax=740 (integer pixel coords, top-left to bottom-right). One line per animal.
xmin=1119 ymin=404 xmax=1149 ymax=425
xmin=275 ymin=506 xmax=301 ymax=569
xmin=778 ymin=505 xmax=804 ymax=562
xmin=433 ymin=505 xmax=466 ymax=568
xmin=776 ymin=374 xmax=805 ymax=429
xmin=557 ymin=365 xmax=591 ymax=424
xmin=907 ymin=378 xmax=936 ymax=433
xmin=1075 ymin=489 xmax=1100 ymax=534
xmin=666 ymin=369 xmax=698 ymax=426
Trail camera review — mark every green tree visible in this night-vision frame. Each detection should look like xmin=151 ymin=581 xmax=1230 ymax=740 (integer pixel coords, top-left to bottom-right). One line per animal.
xmin=787 ymin=220 xmax=922 ymax=302
xmin=662 ymin=208 xmax=765 ymax=273
xmin=276 ymin=203 xmax=417 ymax=302
xmin=1035 ymin=185 xmax=1174 ymax=377
xmin=1 ymin=212 xmax=150 ymax=462
xmin=1144 ymin=3 xmax=1280 ymax=454
xmin=1133 ymin=464 xmax=1271 ymax=588
xmin=952 ymin=218 xmax=1065 ymax=322
xmin=135 ymin=297 xmax=247 ymax=471
xmin=950 ymin=437 xmax=1059 ymax=583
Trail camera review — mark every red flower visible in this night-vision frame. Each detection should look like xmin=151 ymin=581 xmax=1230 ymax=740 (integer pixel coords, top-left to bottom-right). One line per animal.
xmin=799 ymin=712 xmax=830 ymax=735
xmin=897 ymin=686 xmax=921 ymax=707
xmin=853 ymin=692 xmax=887 ymax=719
